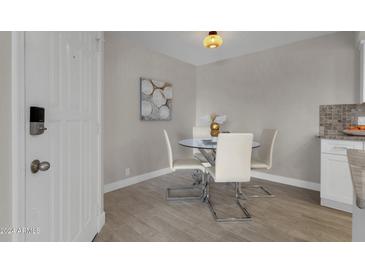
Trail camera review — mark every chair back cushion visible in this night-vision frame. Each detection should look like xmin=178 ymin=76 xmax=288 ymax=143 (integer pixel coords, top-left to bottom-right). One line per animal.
xmin=163 ymin=129 xmax=174 ymax=170
xmin=256 ymin=129 xmax=278 ymax=169
xmin=215 ymin=133 xmax=253 ymax=183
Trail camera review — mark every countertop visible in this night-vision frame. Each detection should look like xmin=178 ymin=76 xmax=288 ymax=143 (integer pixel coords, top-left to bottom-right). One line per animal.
xmin=318 ymin=134 xmax=365 ymax=141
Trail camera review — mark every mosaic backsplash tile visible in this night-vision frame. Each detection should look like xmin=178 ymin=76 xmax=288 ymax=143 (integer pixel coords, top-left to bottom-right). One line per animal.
xmin=319 ymin=104 xmax=365 ymax=137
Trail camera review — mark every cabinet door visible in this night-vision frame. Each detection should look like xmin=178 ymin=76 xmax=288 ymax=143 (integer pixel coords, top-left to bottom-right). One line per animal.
xmin=321 ymin=153 xmax=354 ymax=205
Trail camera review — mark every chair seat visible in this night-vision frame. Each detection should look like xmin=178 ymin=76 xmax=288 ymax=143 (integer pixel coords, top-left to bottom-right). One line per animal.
xmin=173 ymin=158 xmax=205 ymax=171
xmin=251 ymin=159 xmax=270 ymax=169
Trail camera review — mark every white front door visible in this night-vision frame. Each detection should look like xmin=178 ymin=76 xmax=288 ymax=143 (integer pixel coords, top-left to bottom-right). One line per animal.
xmin=25 ymin=32 xmax=102 ymax=241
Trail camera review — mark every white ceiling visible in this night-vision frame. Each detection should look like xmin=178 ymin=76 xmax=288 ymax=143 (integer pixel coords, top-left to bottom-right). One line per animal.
xmin=115 ymin=31 xmax=334 ymax=66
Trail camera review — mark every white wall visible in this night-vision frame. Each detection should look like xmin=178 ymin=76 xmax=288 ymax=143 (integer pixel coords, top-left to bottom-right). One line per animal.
xmin=0 ymin=32 xmax=12 ymax=241
xmin=196 ymin=32 xmax=359 ymax=183
xmin=103 ymin=32 xmax=196 ymax=185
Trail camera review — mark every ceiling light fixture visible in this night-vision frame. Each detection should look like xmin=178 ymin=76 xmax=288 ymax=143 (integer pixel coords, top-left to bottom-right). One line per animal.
xmin=203 ymin=31 xmax=223 ymax=49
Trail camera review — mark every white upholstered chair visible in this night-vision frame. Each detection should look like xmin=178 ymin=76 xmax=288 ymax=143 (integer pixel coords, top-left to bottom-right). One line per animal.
xmin=163 ymin=129 xmax=206 ymax=200
xmin=206 ymin=133 xmax=253 ymax=222
xmin=243 ymin=129 xmax=278 ymax=198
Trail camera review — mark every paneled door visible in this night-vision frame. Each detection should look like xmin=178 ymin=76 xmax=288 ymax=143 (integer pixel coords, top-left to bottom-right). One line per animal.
xmin=25 ymin=32 xmax=102 ymax=241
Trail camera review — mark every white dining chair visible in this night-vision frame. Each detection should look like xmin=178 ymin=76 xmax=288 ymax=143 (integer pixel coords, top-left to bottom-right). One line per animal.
xmin=242 ymin=129 xmax=278 ymax=198
xmin=206 ymin=133 xmax=253 ymax=222
xmin=163 ymin=129 xmax=207 ymax=201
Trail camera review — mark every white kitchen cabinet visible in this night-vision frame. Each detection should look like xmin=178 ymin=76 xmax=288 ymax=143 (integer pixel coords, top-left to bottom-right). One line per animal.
xmin=320 ymin=139 xmax=363 ymax=212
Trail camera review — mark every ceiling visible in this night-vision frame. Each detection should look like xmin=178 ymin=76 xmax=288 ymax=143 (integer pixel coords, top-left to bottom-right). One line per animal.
xmin=115 ymin=31 xmax=334 ymax=66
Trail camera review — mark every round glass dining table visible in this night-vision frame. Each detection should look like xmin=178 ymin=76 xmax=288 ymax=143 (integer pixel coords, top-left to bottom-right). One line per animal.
xmin=179 ymin=137 xmax=260 ymax=150
xmin=179 ymin=137 xmax=260 ymax=166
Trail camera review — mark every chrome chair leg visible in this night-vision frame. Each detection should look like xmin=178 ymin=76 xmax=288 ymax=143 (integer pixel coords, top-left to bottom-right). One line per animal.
xmin=207 ymin=182 xmax=251 ymax=222
xmin=240 ymin=182 xmax=275 ymax=198
xmin=166 ymin=172 xmax=206 ymax=201
xmin=237 ymin=183 xmax=249 ymax=200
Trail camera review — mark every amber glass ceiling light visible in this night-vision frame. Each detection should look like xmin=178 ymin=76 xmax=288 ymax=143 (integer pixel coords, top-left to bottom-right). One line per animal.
xmin=203 ymin=31 xmax=223 ymax=49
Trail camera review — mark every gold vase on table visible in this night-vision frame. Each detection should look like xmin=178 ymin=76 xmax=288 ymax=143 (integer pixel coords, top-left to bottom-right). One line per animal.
xmin=210 ymin=122 xmax=220 ymax=137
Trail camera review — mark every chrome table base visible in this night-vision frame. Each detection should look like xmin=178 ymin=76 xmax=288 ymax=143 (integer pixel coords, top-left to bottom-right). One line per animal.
xmin=192 ymin=169 xmax=203 ymax=185
xmin=198 ymin=149 xmax=215 ymax=166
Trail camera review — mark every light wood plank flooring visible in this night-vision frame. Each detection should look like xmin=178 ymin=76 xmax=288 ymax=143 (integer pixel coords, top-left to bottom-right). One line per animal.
xmin=95 ymin=171 xmax=352 ymax=242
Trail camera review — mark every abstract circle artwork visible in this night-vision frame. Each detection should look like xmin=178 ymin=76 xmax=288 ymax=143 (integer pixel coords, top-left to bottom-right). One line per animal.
xmin=140 ymin=78 xmax=172 ymax=121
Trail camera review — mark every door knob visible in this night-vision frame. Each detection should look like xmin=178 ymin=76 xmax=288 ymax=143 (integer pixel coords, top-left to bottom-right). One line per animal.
xmin=31 ymin=159 xmax=51 ymax=174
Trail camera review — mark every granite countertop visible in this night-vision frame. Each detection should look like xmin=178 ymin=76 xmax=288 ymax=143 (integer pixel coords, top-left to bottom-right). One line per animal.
xmin=318 ymin=134 xmax=365 ymax=141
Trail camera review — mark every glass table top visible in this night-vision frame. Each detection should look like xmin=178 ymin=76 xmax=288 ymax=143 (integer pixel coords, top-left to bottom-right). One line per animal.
xmin=179 ymin=137 xmax=260 ymax=150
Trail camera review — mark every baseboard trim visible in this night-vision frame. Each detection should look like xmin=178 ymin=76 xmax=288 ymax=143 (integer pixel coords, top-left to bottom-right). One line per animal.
xmin=97 ymin=211 xmax=105 ymax=232
xmin=104 ymin=168 xmax=172 ymax=193
xmin=251 ymin=170 xmax=320 ymax=191
xmin=104 ymin=168 xmax=319 ymax=194
xmin=321 ymin=198 xmax=352 ymax=213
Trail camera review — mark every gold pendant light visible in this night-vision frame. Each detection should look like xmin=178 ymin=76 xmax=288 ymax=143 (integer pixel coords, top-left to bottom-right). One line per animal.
xmin=203 ymin=31 xmax=223 ymax=49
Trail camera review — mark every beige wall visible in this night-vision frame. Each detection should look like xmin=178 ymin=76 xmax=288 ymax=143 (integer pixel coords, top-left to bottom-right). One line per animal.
xmin=356 ymin=31 xmax=365 ymax=43
xmin=0 ymin=32 xmax=12 ymax=241
xmin=196 ymin=32 xmax=359 ymax=183
xmin=104 ymin=32 xmax=196 ymax=184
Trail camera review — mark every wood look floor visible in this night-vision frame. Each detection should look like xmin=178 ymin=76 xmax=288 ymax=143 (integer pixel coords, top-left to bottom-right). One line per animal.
xmin=95 ymin=171 xmax=352 ymax=242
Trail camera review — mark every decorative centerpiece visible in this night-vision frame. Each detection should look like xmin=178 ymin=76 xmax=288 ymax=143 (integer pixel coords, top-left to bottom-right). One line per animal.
xmin=210 ymin=113 xmax=220 ymax=137
xmin=197 ymin=113 xmax=227 ymax=141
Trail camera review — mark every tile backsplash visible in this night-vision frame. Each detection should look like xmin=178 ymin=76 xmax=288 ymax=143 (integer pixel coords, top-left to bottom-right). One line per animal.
xmin=319 ymin=104 xmax=365 ymax=137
